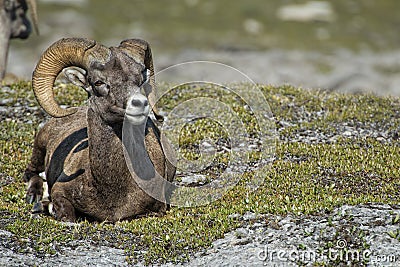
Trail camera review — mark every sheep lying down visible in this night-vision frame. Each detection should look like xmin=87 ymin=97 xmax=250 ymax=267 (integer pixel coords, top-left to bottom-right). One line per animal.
xmin=23 ymin=38 xmax=176 ymax=222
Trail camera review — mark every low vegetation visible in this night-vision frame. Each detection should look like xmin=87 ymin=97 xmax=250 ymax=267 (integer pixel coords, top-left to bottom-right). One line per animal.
xmin=0 ymin=81 xmax=399 ymax=264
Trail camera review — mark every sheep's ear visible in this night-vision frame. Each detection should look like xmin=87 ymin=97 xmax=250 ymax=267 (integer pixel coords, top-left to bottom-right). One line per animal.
xmin=64 ymin=68 xmax=87 ymax=87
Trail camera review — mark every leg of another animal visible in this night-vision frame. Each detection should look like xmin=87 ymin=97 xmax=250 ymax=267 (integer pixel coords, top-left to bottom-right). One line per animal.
xmin=0 ymin=0 xmax=39 ymax=80
xmin=0 ymin=10 xmax=11 ymax=80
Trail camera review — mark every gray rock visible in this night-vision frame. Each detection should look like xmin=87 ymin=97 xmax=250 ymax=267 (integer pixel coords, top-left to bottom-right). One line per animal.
xmin=0 ymin=98 xmax=13 ymax=106
xmin=242 ymin=212 xmax=257 ymax=221
xmin=177 ymin=203 xmax=400 ymax=266
xmin=180 ymin=174 xmax=208 ymax=185
xmin=277 ymin=1 xmax=335 ymax=22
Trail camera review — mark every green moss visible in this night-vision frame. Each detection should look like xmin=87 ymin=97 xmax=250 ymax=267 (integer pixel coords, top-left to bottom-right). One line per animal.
xmin=1 ymin=122 xmax=35 ymax=178
xmin=0 ymin=82 xmax=399 ymax=264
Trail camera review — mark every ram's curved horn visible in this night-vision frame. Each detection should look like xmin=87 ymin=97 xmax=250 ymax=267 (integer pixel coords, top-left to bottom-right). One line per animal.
xmin=26 ymin=0 xmax=39 ymax=34
xmin=118 ymin=39 xmax=163 ymax=122
xmin=32 ymin=38 xmax=109 ymax=117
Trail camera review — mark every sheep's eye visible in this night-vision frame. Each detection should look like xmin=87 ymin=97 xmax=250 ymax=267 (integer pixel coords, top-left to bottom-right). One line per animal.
xmin=91 ymin=80 xmax=109 ymax=96
xmin=94 ymin=80 xmax=105 ymax=87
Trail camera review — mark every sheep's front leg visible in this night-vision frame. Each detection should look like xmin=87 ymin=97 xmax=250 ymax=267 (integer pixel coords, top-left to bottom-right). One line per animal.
xmin=50 ymin=186 xmax=76 ymax=222
xmin=25 ymin=174 xmax=43 ymax=204
xmin=25 ymin=174 xmax=45 ymax=214
xmin=24 ymin=125 xmax=48 ymax=212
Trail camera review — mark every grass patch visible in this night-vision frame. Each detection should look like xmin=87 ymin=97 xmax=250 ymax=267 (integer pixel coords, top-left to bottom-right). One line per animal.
xmin=0 ymin=81 xmax=399 ymax=265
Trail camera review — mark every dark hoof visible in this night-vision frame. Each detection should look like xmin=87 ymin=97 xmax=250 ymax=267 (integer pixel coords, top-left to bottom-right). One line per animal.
xmin=26 ymin=193 xmax=42 ymax=204
xmin=32 ymin=201 xmax=44 ymax=214
xmin=25 ymin=175 xmax=43 ymax=204
xmin=26 ymin=194 xmax=35 ymax=204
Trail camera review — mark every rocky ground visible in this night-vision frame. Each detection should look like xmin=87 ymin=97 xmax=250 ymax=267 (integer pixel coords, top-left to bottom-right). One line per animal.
xmin=170 ymin=203 xmax=400 ymax=267
xmin=1 ymin=203 xmax=399 ymax=266
xmin=0 ymin=83 xmax=399 ymax=266
xmin=1 ymin=120 xmax=399 ymax=266
xmin=156 ymin=49 xmax=400 ymax=98
xmin=9 ymin=48 xmax=400 ymax=98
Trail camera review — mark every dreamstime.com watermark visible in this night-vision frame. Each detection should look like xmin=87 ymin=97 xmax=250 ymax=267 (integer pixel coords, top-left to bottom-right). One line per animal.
xmin=256 ymin=240 xmax=398 ymax=265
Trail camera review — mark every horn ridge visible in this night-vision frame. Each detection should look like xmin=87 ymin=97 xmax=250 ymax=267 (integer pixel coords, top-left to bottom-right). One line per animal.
xmin=118 ymin=39 xmax=163 ymax=122
xmin=32 ymin=38 xmax=96 ymax=117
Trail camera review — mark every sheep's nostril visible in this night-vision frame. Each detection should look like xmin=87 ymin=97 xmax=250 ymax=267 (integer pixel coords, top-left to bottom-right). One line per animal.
xmin=130 ymin=98 xmax=148 ymax=108
xmin=130 ymin=99 xmax=141 ymax=107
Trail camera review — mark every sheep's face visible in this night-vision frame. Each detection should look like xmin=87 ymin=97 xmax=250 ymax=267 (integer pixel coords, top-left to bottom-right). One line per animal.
xmin=6 ymin=0 xmax=32 ymax=39
xmin=65 ymin=49 xmax=150 ymax=125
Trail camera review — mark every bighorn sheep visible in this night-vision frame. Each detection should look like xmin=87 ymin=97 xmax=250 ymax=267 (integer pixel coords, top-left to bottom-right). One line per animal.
xmin=0 ymin=0 xmax=38 ymax=80
xmin=23 ymin=38 xmax=176 ymax=222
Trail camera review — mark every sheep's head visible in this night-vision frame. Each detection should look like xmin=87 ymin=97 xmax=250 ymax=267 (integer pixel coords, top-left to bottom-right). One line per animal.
xmin=32 ymin=38 xmax=159 ymax=125
xmin=1 ymin=0 xmax=38 ymax=39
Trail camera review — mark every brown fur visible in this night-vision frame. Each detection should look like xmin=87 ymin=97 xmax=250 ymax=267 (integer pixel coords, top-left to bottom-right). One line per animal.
xmin=24 ymin=39 xmax=176 ymax=222
xmin=25 ymin=107 xmax=175 ymax=222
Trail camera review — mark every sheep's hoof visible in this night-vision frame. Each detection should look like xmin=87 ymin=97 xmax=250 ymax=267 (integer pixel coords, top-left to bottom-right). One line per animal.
xmin=25 ymin=175 xmax=43 ymax=204
xmin=32 ymin=201 xmax=44 ymax=214
xmin=26 ymin=193 xmax=42 ymax=204
xmin=30 ymin=199 xmax=45 ymax=219
xmin=26 ymin=194 xmax=35 ymax=204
